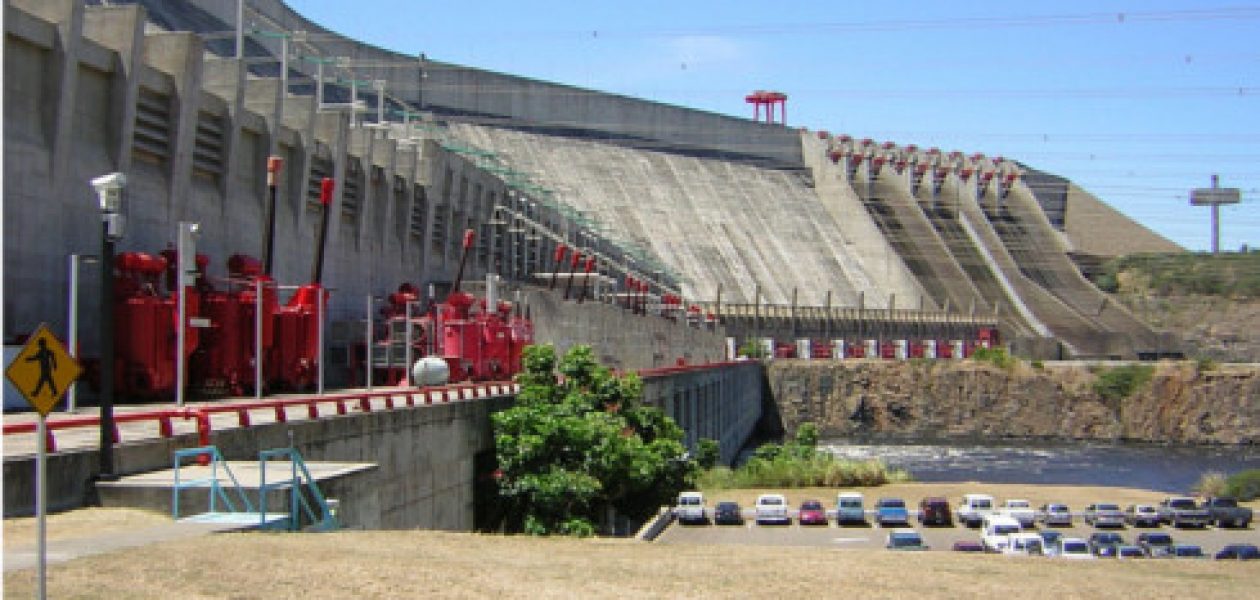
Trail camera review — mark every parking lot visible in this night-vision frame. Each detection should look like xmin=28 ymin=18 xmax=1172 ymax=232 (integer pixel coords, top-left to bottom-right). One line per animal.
xmin=659 ymin=514 xmax=1258 ymax=556
xmin=658 ymin=485 xmax=1259 ymax=559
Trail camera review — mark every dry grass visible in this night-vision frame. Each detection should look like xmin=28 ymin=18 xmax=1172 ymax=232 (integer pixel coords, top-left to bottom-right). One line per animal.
xmin=4 ymin=483 xmax=1258 ymax=598
xmin=4 ymin=527 xmax=1258 ymax=599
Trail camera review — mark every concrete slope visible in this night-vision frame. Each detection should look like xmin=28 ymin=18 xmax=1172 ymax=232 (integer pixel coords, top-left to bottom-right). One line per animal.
xmin=451 ymin=124 xmax=899 ymax=306
xmin=990 ymin=183 xmax=1160 ymax=352
xmin=799 ymin=134 xmax=929 ymax=309
xmin=918 ymin=182 xmax=1041 ymax=340
xmin=850 ymin=168 xmax=988 ymax=315
xmin=943 ymin=180 xmax=1116 ymax=356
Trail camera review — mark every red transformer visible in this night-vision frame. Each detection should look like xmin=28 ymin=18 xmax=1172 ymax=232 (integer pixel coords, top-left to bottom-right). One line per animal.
xmin=192 ymin=254 xmax=277 ymax=395
xmin=476 ymin=301 xmax=515 ymax=380
xmin=113 ymin=252 xmax=199 ymax=399
xmin=268 ymin=284 xmax=327 ymax=391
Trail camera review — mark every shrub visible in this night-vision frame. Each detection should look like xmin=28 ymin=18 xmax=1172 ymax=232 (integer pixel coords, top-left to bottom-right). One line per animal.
xmin=1092 ymin=364 xmax=1154 ymax=401
xmin=695 ymin=439 xmax=720 ymax=470
xmin=1225 ymin=470 xmax=1260 ymax=501
xmin=1196 ymin=357 xmax=1218 ymax=373
xmin=1194 ymin=471 xmax=1228 ymax=497
xmin=971 ymin=347 xmax=1016 ymax=370
xmin=1030 ymin=360 xmax=1045 ymax=370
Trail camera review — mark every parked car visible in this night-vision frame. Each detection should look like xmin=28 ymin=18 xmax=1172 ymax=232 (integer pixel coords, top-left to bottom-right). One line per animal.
xmin=713 ymin=501 xmax=743 ymax=525
xmin=1006 ymin=533 xmax=1045 ymax=556
xmin=1088 ymin=532 xmax=1126 ymax=557
xmin=957 ymin=494 xmax=996 ymax=528
xmin=1157 ymin=497 xmax=1210 ymax=529
xmin=1125 ymin=504 xmax=1161 ymax=527
xmin=919 ymin=497 xmax=952 ymax=526
xmin=1136 ymin=532 xmax=1174 ymax=557
xmin=836 ymin=492 xmax=867 ymax=526
xmin=1171 ymin=544 xmax=1206 ymax=559
xmin=1039 ymin=503 xmax=1072 ymax=527
xmin=1039 ymin=530 xmax=1065 ymax=557
xmin=1116 ymin=545 xmax=1146 ymax=560
xmin=1202 ymin=497 xmax=1253 ymax=529
xmin=675 ymin=491 xmax=707 ymax=525
xmin=885 ymin=529 xmax=929 ymax=551
xmin=798 ymin=500 xmax=828 ymax=526
xmin=755 ymin=493 xmax=790 ymax=525
xmin=951 ymin=540 xmax=985 ymax=552
xmin=981 ymin=515 xmax=1023 ymax=553
xmin=1214 ymin=544 xmax=1260 ymax=560
xmin=876 ymin=498 xmax=910 ymax=527
xmin=1083 ymin=503 xmax=1126 ymax=528
xmin=1057 ymin=537 xmax=1095 ymax=560
xmin=999 ymin=499 xmax=1037 ymax=529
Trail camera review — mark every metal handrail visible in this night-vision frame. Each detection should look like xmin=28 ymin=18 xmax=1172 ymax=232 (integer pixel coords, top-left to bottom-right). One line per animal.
xmin=172 ymin=446 xmax=255 ymax=519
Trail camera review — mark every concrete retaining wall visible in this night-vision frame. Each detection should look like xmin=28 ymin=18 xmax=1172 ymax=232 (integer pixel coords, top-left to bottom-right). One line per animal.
xmin=3 ymin=395 xmax=510 ymax=529
xmin=641 ymin=361 xmax=764 ymax=465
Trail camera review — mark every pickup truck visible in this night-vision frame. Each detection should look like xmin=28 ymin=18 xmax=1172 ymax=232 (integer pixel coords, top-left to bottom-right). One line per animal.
xmin=981 ymin=515 xmax=1023 ymax=553
xmin=1158 ymin=497 xmax=1211 ymax=529
xmin=1202 ymin=497 xmax=1253 ymax=529
xmin=957 ymin=494 xmax=996 ymax=528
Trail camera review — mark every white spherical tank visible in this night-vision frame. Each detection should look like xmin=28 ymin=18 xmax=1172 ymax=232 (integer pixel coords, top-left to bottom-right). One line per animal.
xmin=412 ymin=356 xmax=450 ymax=387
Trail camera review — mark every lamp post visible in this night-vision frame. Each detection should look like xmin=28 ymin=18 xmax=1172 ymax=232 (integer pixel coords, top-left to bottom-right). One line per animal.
xmin=91 ymin=172 xmax=127 ymax=479
xmin=66 ymin=253 xmax=98 ymax=412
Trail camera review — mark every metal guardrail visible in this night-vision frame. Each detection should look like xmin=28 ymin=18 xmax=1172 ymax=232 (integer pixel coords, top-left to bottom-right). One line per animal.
xmin=2 ymin=382 xmax=520 ymax=453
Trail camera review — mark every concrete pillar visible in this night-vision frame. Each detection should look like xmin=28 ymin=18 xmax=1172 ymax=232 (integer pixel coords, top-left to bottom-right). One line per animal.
xmin=83 ymin=3 xmax=145 ymax=173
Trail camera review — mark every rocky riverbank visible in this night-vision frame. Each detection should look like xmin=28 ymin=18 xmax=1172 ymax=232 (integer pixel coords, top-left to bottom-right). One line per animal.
xmin=765 ymin=360 xmax=1260 ymax=445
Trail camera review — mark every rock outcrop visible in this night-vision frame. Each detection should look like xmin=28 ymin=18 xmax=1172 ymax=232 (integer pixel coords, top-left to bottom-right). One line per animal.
xmin=766 ymin=361 xmax=1260 ymax=445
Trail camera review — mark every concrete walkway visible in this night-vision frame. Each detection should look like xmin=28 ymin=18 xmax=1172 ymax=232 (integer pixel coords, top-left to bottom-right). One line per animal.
xmin=4 ymin=519 xmax=246 ymax=572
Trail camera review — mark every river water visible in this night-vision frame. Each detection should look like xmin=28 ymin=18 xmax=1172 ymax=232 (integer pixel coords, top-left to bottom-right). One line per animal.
xmin=820 ymin=439 xmax=1260 ymax=493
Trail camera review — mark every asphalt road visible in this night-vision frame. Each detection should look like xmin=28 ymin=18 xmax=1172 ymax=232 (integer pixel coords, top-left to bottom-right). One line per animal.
xmin=658 ymin=517 xmax=1260 ymax=556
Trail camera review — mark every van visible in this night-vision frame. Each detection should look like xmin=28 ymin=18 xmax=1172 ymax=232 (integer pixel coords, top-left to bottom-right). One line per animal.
xmin=675 ymin=491 xmax=707 ymax=524
xmin=836 ymin=492 xmax=866 ymax=525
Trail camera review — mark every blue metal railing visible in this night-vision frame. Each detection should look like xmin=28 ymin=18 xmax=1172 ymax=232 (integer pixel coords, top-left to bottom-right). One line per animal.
xmin=172 ymin=446 xmax=255 ymax=519
xmin=258 ymin=447 xmax=339 ymax=532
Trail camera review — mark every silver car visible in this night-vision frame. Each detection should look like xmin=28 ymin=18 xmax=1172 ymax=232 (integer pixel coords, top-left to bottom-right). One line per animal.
xmin=1040 ymin=503 xmax=1073 ymax=527
xmin=1084 ymin=503 xmax=1126 ymax=528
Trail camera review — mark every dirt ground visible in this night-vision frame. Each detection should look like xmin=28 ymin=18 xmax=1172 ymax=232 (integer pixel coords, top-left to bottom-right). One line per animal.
xmin=4 ymin=483 xmax=1259 ymax=598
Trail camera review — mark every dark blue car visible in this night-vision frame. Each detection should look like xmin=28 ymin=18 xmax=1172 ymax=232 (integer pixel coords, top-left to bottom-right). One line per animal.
xmin=1214 ymin=544 xmax=1260 ymax=560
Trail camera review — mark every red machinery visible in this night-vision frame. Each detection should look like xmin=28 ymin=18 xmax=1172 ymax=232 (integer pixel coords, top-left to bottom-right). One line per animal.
xmin=112 ymin=252 xmax=199 ymax=398
xmin=190 ymin=254 xmax=277 ymax=395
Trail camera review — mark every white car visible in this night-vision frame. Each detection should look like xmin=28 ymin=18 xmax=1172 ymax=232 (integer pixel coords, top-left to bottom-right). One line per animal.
xmin=1006 ymin=532 xmax=1046 ymax=556
xmin=1000 ymin=499 xmax=1037 ymax=529
xmin=981 ymin=515 xmax=1023 ymax=553
xmin=675 ymin=491 xmax=707 ymax=524
xmin=755 ymin=493 xmax=790 ymax=525
xmin=957 ymin=494 xmax=996 ymax=528
xmin=1039 ymin=503 xmax=1073 ymax=527
xmin=1057 ymin=537 xmax=1096 ymax=560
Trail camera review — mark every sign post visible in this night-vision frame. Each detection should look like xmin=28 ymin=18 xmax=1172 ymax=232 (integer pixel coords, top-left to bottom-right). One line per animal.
xmin=5 ymin=323 xmax=83 ymax=600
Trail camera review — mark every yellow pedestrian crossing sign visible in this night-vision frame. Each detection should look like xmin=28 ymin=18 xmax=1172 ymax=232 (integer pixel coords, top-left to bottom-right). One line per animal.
xmin=5 ymin=323 xmax=82 ymax=417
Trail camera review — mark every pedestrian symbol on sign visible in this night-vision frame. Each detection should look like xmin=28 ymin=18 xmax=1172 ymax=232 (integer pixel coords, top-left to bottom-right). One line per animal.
xmin=5 ymin=324 xmax=82 ymax=416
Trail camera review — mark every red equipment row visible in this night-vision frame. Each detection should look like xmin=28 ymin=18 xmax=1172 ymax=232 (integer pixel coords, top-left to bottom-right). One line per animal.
xmin=112 ymin=250 xmax=325 ymax=398
xmin=366 ymin=230 xmax=535 ymax=386
xmin=369 ymin=282 xmax=534 ymax=385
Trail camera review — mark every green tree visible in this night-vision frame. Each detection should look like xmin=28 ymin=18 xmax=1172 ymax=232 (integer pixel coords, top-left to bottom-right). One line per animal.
xmin=492 ymin=344 xmax=694 ymax=536
xmin=695 ymin=438 xmax=721 ymax=469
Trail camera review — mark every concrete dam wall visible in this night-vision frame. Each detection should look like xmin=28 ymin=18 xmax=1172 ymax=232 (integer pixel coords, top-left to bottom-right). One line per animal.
xmin=765 ymin=361 xmax=1260 ymax=445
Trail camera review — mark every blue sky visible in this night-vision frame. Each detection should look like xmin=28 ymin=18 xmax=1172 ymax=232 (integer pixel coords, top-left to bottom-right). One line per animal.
xmin=289 ymin=0 xmax=1257 ymax=251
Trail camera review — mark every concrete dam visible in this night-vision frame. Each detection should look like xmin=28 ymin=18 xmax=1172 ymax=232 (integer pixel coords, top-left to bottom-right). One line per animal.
xmin=0 ymin=0 xmax=1192 ymax=529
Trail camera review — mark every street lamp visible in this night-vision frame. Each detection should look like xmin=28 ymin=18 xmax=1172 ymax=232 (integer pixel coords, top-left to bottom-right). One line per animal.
xmin=66 ymin=253 xmax=98 ymax=412
xmin=91 ymin=172 xmax=126 ymax=479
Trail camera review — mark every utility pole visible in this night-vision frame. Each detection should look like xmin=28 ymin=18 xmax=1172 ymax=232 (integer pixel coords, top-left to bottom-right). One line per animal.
xmin=1190 ymin=174 xmax=1241 ymax=254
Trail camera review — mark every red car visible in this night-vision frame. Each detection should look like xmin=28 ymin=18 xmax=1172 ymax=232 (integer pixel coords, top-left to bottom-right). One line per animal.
xmin=919 ymin=497 xmax=953 ymax=526
xmin=799 ymin=500 xmax=828 ymax=526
